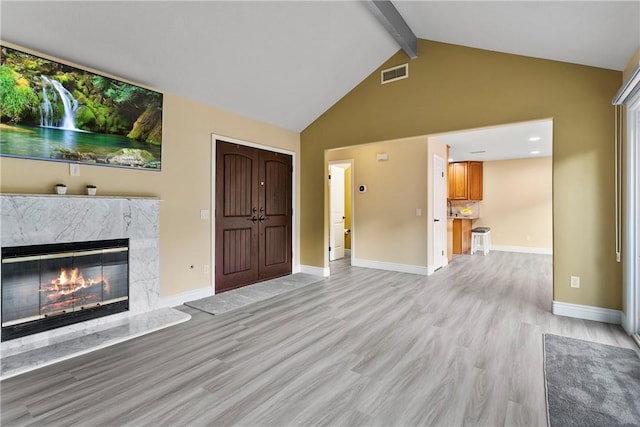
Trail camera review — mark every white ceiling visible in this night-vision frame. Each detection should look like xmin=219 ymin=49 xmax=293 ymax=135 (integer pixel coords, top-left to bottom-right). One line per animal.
xmin=395 ymin=1 xmax=639 ymax=72
xmin=434 ymin=119 xmax=553 ymax=162
xmin=1 ymin=1 xmax=638 ymax=133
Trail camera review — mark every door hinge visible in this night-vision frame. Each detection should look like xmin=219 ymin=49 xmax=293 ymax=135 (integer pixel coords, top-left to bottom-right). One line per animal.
xmin=328 ymin=174 xmax=331 ymax=180
xmin=442 ymin=250 xmax=444 ymax=256
xmin=329 ymin=246 xmax=331 ymax=251
xmin=442 ymin=171 xmax=445 ymax=177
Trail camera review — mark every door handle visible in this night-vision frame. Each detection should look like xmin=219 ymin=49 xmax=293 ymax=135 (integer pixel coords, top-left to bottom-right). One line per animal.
xmin=258 ymin=207 xmax=270 ymax=223
xmin=434 ymin=219 xmax=440 ymax=222
xmin=246 ymin=207 xmax=258 ymax=223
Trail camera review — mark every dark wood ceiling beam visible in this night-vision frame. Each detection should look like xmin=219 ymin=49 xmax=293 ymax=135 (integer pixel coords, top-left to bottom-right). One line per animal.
xmin=362 ymin=0 xmax=418 ymax=59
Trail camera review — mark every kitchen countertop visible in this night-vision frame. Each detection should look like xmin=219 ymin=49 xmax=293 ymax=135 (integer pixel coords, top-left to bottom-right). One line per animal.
xmin=448 ymin=215 xmax=479 ymax=220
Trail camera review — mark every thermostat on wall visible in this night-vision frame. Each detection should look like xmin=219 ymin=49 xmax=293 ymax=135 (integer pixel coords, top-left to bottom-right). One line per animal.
xmin=359 ymin=185 xmax=367 ymax=193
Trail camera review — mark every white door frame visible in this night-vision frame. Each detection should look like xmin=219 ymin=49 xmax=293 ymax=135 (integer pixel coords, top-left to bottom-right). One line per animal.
xmin=432 ymin=154 xmax=447 ymax=270
xmin=624 ymin=91 xmax=640 ymax=344
xmin=211 ymin=134 xmax=297 ymax=294
xmin=328 ymin=160 xmax=354 ymax=265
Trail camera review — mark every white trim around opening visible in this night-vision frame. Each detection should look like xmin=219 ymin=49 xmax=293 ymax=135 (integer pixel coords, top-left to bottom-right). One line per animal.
xmin=623 ymin=92 xmax=640 ymax=341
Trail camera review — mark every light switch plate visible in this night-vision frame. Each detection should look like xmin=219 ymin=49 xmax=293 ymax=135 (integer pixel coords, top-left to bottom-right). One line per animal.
xmin=200 ymin=209 xmax=209 ymax=220
xmin=570 ymin=276 xmax=580 ymax=288
xmin=69 ymin=163 xmax=80 ymax=176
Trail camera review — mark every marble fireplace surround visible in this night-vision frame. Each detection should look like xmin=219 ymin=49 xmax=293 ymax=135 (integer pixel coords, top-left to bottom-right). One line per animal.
xmin=0 ymin=194 xmax=190 ymax=379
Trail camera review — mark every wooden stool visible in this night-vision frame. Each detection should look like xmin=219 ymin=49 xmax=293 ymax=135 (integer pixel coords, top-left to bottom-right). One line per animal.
xmin=471 ymin=227 xmax=491 ymax=255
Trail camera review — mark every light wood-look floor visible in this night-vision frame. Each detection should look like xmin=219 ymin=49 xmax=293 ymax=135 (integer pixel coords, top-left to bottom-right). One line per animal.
xmin=1 ymin=252 xmax=636 ymax=426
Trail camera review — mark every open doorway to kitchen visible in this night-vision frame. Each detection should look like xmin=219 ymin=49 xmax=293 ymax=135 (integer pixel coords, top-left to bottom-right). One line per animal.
xmin=433 ymin=118 xmax=554 ymax=260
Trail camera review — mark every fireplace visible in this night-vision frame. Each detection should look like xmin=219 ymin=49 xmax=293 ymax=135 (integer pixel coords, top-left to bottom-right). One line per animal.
xmin=1 ymin=239 xmax=129 ymax=341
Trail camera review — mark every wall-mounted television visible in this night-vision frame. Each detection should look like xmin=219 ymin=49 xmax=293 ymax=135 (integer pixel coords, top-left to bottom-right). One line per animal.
xmin=0 ymin=45 xmax=163 ymax=170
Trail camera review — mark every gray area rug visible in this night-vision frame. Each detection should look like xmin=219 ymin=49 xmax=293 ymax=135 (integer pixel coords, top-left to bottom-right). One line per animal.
xmin=184 ymin=273 xmax=325 ymax=315
xmin=544 ymin=333 xmax=640 ymax=427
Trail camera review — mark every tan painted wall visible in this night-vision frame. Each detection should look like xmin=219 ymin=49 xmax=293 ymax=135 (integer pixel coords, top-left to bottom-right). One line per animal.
xmin=327 ymin=136 xmax=429 ymax=267
xmin=302 ymin=39 xmax=622 ymax=310
xmin=473 ymin=157 xmax=553 ymax=250
xmin=0 ymin=42 xmax=300 ymax=298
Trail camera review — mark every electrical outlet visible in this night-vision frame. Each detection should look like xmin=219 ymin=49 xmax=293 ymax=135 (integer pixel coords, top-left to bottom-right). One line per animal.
xmin=203 ymin=264 xmax=209 ymax=274
xmin=200 ymin=209 xmax=209 ymax=220
xmin=570 ymin=276 xmax=580 ymax=288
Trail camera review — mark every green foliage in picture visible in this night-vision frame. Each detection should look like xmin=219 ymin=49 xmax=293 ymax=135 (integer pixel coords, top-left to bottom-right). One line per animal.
xmin=0 ymin=65 xmax=39 ymax=124
xmin=0 ymin=45 xmax=163 ymax=170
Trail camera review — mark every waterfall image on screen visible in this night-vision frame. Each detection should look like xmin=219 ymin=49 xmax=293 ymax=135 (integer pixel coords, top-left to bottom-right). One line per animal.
xmin=0 ymin=45 xmax=163 ymax=170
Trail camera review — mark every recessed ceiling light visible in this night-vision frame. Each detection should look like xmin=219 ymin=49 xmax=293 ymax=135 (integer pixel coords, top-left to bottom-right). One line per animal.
xmin=531 ymin=150 xmax=541 ymax=155
xmin=529 ymin=136 xmax=541 ymax=142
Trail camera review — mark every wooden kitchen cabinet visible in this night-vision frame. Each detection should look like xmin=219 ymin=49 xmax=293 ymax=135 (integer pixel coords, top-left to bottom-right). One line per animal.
xmin=452 ymin=218 xmax=472 ymax=254
xmin=468 ymin=161 xmax=483 ymax=200
xmin=448 ymin=162 xmax=468 ymax=200
xmin=448 ymin=161 xmax=483 ymax=200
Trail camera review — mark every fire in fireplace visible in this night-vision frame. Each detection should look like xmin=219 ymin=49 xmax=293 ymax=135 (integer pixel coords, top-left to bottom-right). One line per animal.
xmin=1 ymin=239 xmax=129 ymax=341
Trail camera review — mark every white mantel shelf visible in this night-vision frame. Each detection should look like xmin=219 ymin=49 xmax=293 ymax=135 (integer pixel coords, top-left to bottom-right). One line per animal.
xmin=1 ymin=193 xmax=161 ymax=200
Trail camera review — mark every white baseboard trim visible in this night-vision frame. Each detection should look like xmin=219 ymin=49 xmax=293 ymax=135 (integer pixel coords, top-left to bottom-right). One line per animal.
xmin=352 ymin=258 xmax=428 ymax=275
xmin=299 ymin=265 xmax=330 ymax=277
xmin=159 ymin=286 xmax=213 ymax=308
xmin=552 ymin=301 xmax=622 ymax=324
xmin=491 ymin=245 xmax=552 ymax=255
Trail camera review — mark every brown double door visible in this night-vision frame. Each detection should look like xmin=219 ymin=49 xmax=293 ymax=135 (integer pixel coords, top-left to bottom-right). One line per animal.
xmin=215 ymin=140 xmax=292 ymax=293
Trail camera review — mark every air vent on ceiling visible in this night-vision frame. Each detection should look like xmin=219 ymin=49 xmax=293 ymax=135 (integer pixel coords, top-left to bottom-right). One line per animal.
xmin=381 ymin=63 xmax=408 ymax=84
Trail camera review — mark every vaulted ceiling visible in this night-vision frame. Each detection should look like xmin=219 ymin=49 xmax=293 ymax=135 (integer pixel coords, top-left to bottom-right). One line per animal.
xmin=1 ymin=1 xmax=638 ymax=133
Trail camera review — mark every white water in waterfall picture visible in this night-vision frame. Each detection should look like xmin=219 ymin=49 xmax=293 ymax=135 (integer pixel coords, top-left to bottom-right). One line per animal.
xmin=0 ymin=45 xmax=163 ymax=170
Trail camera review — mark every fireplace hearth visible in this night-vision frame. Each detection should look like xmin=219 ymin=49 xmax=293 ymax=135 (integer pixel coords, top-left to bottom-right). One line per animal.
xmin=2 ymin=239 xmax=129 ymax=341
xmin=0 ymin=195 xmax=194 ymax=379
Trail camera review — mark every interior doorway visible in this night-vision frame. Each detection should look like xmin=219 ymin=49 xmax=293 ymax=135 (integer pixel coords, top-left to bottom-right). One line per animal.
xmin=328 ymin=161 xmax=353 ymax=262
xmin=434 ymin=118 xmax=553 ymax=264
xmin=214 ymin=140 xmax=293 ymax=293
